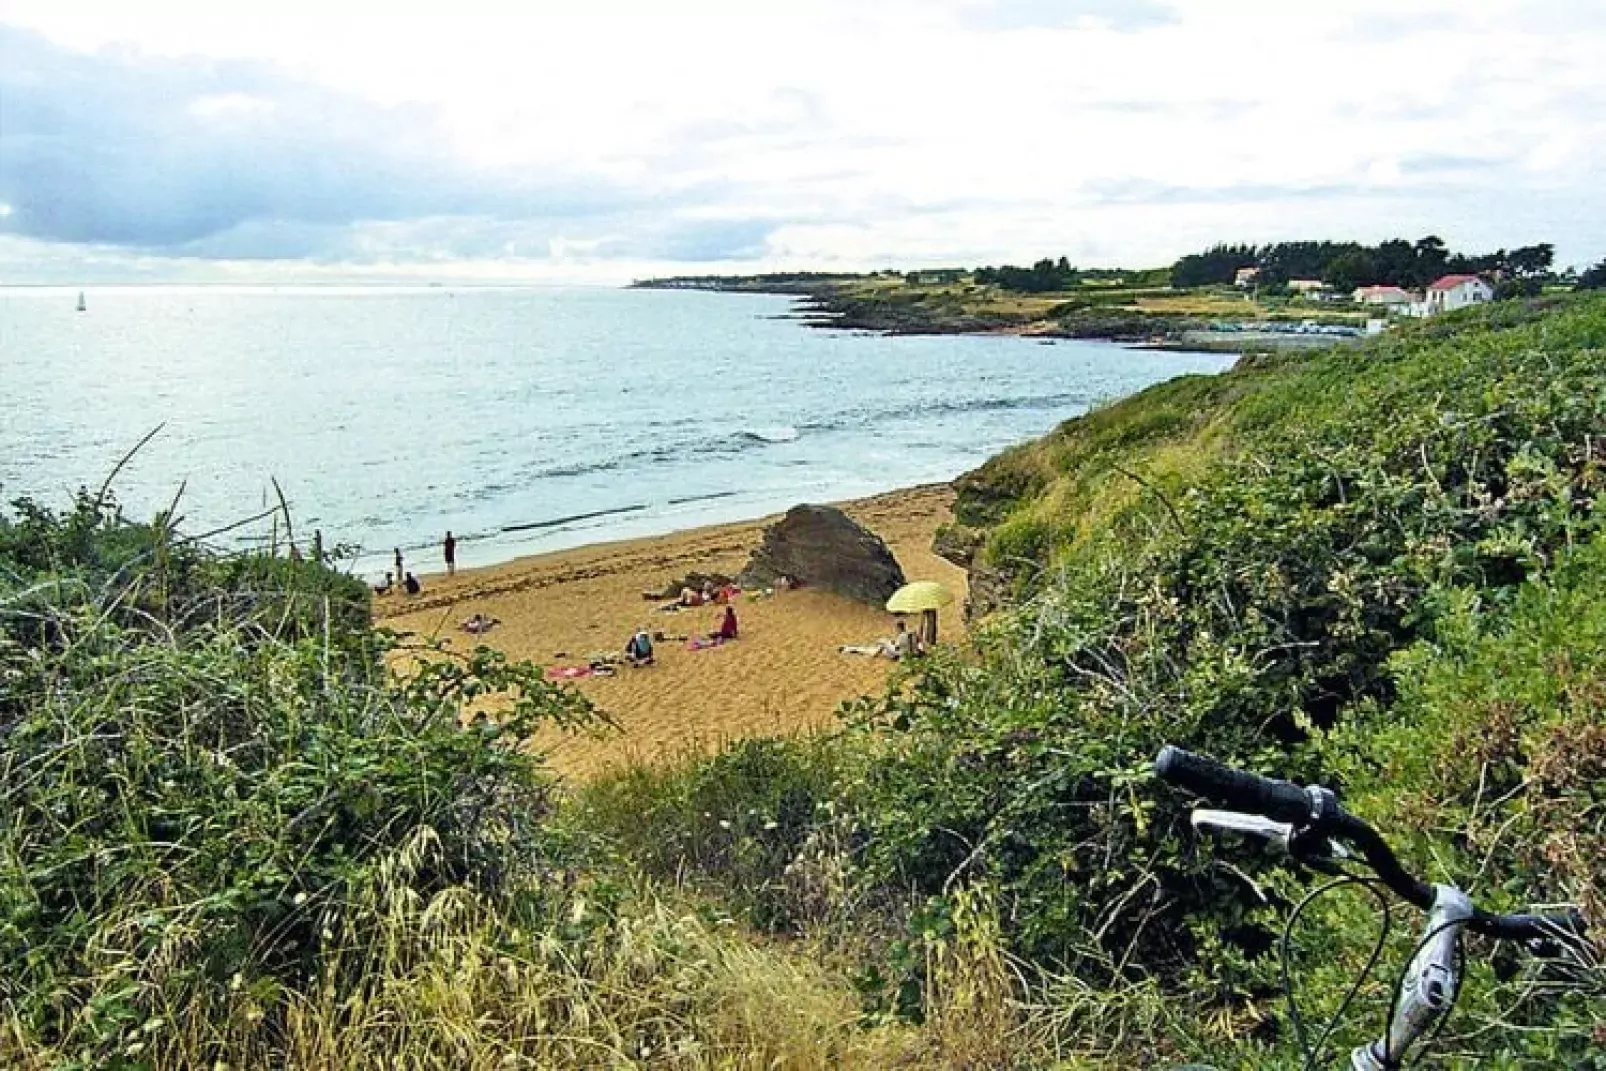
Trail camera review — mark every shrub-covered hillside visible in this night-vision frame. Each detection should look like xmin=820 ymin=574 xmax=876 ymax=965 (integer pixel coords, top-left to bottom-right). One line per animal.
xmin=590 ymin=295 xmax=1606 ymax=1066
xmin=4 ymin=296 xmax=1603 ymax=1068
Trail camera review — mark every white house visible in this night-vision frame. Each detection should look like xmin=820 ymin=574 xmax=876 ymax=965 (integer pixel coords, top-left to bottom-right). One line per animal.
xmin=1352 ymin=285 xmax=1416 ymax=310
xmin=1424 ymin=274 xmax=1494 ymax=315
xmin=1234 ymin=267 xmax=1261 ymax=288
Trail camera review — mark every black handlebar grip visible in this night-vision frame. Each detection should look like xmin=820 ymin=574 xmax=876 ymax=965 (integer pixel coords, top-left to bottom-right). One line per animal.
xmin=1154 ymin=746 xmax=1312 ymax=825
xmin=1474 ymin=909 xmax=1591 ymax=944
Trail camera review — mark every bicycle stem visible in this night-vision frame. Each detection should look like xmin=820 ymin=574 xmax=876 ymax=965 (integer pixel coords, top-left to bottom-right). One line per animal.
xmin=1351 ymin=885 xmax=1473 ymax=1071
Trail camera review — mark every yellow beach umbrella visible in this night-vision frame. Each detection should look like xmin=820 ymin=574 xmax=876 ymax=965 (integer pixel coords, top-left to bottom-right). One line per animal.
xmin=886 ymin=581 xmax=955 ymax=645
xmin=885 ymin=581 xmax=955 ymax=613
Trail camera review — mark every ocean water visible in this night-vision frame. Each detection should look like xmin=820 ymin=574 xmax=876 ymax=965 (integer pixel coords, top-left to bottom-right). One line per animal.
xmin=1 ymin=286 xmax=1233 ymax=576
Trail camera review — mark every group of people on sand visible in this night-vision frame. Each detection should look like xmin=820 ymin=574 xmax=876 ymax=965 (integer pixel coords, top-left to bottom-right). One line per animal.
xmin=374 ymin=532 xmax=458 ymax=598
xmin=658 ymin=579 xmax=737 ymax=612
xmin=377 ymin=526 xmax=936 ymax=671
xmin=373 ymin=567 xmax=421 ymax=596
xmin=624 ymin=601 xmax=738 ymax=666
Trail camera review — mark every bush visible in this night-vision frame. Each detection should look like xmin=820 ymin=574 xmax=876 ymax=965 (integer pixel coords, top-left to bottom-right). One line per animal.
xmin=575 ymin=736 xmax=850 ymax=933
xmin=824 ymin=296 xmax=1606 ymax=1053
xmin=0 ymin=494 xmax=598 ymax=1061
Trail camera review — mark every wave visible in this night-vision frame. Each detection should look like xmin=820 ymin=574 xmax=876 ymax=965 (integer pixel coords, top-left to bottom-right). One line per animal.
xmin=501 ymin=426 xmax=805 ymax=486
xmin=501 ymin=503 xmax=648 ymax=534
xmin=733 ymin=426 xmax=800 ymax=444
xmin=800 ymin=390 xmax=1091 ymax=433
xmin=667 ymin=490 xmax=739 ymax=506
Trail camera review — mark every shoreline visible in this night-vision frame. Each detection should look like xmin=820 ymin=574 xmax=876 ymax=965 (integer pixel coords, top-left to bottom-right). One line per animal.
xmin=377 ymin=483 xmax=966 ymax=780
xmin=633 ymin=277 xmax=1366 ymax=350
xmin=633 ymin=278 xmax=1203 ymax=343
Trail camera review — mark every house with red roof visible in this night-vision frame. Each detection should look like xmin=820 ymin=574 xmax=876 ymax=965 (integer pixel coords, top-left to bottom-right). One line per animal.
xmin=1424 ymin=274 xmax=1493 ymax=315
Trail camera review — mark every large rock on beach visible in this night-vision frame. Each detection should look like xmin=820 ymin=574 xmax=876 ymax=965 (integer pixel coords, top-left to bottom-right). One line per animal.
xmin=739 ymin=504 xmax=906 ymax=606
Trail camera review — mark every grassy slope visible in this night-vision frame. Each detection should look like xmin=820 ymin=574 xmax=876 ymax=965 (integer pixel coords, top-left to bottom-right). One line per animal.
xmin=588 ymin=294 xmax=1606 ymax=1066
xmin=951 ymin=294 xmax=1606 ymax=603
xmin=6 ymin=296 xmax=1604 ymax=1068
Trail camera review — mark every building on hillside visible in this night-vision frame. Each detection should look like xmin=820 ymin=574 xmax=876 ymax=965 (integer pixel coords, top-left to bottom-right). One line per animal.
xmin=1424 ymin=274 xmax=1494 ymax=315
xmin=1352 ymin=285 xmax=1416 ymax=310
xmin=1288 ymin=279 xmax=1331 ymax=299
xmin=906 ymin=269 xmax=964 ymax=286
xmin=1234 ymin=267 xmax=1261 ymax=288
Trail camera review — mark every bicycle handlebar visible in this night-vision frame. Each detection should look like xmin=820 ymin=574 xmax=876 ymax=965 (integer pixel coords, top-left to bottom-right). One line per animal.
xmin=1154 ymin=746 xmax=1589 ymax=943
xmin=1154 ymin=745 xmax=1311 ymax=824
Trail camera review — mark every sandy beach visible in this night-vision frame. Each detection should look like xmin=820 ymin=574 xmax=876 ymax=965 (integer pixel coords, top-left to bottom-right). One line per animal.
xmin=376 ymin=484 xmax=967 ymax=780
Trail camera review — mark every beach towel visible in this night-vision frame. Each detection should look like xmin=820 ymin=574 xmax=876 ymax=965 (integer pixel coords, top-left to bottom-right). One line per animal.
xmin=545 ymin=665 xmax=593 ymax=680
xmin=686 ymin=637 xmax=726 ymax=651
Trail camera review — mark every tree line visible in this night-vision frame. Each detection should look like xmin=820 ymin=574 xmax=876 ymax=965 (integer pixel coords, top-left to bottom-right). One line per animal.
xmin=950 ymin=244 xmax=1604 ymax=297
xmin=1171 ymin=237 xmax=1560 ymax=296
xmin=974 ymin=257 xmax=1079 ymax=292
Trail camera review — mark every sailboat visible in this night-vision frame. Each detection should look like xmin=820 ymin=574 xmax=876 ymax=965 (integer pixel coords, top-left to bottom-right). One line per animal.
xmin=76 ymin=291 xmax=86 ymax=312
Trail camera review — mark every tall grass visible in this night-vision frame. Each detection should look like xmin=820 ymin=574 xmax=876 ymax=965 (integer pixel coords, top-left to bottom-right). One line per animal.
xmin=0 ymin=494 xmax=1063 ymax=1069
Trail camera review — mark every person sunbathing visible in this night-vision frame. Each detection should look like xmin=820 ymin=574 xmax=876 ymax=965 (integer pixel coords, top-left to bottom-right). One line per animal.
xmin=839 ymin=638 xmax=900 ymax=658
xmin=460 ymin=613 xmax=500 ymax=635
xmin=841 ymin=619 xmax=920 ymax=660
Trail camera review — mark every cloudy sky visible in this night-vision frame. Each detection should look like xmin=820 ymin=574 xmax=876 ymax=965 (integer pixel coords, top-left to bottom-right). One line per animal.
xmin=1 ymin=0 xmax=1603 ymax=283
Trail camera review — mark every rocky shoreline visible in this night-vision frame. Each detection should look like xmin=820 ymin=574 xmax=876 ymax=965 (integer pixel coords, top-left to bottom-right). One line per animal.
xmin=634 ymin=277 xmax=1203 ymax=344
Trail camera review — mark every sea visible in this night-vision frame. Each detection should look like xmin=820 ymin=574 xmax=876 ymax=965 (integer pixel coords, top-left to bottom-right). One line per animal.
xmin=1 ymin=286 xmax=1234 ymax=577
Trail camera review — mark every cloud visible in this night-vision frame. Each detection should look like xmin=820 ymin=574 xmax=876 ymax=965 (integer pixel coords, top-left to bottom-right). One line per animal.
xmin=0 ymin=2 xmax=1602 ymax=279
xmin=958 ymin=0 xmax=1176 ymax=32
xmin=0 ymin=26 xmax=645 ymax=252
xmin=1084 ymin=179 xmax=1355 ymax=207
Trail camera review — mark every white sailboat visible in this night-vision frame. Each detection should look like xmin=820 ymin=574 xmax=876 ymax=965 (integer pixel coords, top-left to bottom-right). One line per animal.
xmin=76 ymin=291 xmax=86 ymax=312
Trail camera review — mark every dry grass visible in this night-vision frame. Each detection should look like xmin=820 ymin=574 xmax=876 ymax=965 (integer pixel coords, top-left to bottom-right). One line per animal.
xmin=2 ymin=825 xmax=1077 ymax=1069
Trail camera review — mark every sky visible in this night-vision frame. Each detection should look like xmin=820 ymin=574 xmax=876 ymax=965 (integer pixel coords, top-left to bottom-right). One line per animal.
xmin=1 ymin=0 xmax=1603 ymax=284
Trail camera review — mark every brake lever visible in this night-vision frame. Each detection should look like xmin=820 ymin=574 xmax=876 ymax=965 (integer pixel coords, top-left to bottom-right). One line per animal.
xmin=1191 ymin=808 xmax=1351 ymax=862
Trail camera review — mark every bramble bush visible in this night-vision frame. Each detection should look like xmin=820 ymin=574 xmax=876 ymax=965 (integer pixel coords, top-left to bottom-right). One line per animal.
xmin=0 ymin=492 xmax=598 ymax=1063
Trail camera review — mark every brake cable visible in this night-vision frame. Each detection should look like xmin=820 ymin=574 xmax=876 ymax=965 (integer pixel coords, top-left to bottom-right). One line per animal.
xmin=1281 ymin=872 xmax=1396 ymax=1070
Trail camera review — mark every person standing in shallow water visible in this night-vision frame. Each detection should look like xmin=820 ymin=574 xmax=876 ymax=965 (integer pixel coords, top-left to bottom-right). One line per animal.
xmin=394 ymin=547 xmax=404 ymax=584
xmin=444 ymin=531 xmax=457 ymax=576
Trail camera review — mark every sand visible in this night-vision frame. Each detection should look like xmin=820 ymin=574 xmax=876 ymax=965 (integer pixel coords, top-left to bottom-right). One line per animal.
xmin=375 ymin=484 xmax=967 ymax=780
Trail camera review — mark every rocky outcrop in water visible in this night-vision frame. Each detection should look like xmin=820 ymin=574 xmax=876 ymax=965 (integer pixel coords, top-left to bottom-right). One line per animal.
xmin=739 ymin=505 xmax=905 ymax=606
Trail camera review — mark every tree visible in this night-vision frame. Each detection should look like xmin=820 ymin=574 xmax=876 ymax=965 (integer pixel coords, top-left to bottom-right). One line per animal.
xmin=1506 ymin=243 xmax=1555 ymax=280
xmin=1171 ymin=244 xmax=1257 ymax=288
xmin=1576 ymin=258 xmax=1606 ymax=291
xmin=1413 ymin=235 xmax=1449 ymax=287
xmin=1373 ymin=239 xmax=1417 ymax=287
xmin=976 ymin=258 xmax=1078 ymax=293
xmin=1324 ymin=249 xmax=1378 ymax=293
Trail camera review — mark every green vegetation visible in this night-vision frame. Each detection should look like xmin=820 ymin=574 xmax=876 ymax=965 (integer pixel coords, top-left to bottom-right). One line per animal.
xmin=638 ymin=234 xmax=1579 ymax=346
xmin=1172 ymin=236 xmax=1557 ymax=295
xmin=5 ymin=295 xmax=1606 ymax=1067
xmin=974 ymin=257 xmax=1079 ymax=293
xmin=585 ymin=295 xmax=1606 ymax=1065
xmin=1579 ymin=257 xmax=1606 ymax=291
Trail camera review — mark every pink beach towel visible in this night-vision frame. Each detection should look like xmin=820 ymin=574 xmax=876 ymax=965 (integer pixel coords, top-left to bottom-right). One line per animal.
xmin=686 ymin=637 xmax=727 ymax=651
xmin=545 ymin=665 xmax=593 ymax=680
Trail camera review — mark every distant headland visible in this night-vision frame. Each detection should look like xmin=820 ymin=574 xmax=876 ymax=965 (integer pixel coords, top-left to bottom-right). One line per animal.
xmin=633 ymin=235 xmax=1592 ymax=351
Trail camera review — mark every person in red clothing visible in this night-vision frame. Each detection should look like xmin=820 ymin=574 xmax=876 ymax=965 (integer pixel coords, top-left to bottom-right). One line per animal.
xmin=711 ymin=604 xmax=739 ymax=642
